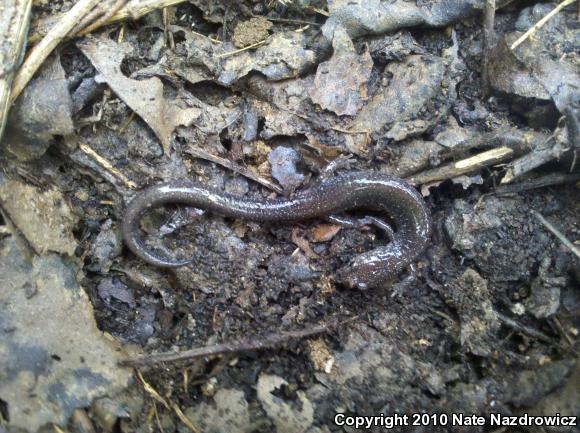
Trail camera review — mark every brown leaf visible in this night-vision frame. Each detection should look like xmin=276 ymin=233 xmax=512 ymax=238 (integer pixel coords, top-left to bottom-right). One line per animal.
xmin=78 ymin=37 xmax=201 ymax=154
xmin=310 ymin=224 xmax=342 ymax=243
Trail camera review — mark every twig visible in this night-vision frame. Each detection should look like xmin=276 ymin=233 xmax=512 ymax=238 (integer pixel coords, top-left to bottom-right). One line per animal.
xmin=186 ymin=145 xmax=283 ymax=194
xmin=510 ymin=0 xmax=577 ymax=50
xmin=136 ymin=370 xmax=201 ymax=433
xmin=153 ymin=402 xmax=166 ymax=433
xmin=438 ymin=128 xmax=547 ymax=161
xmin=499 ymin=137 xmax=568 ymax=184
xmin=258 ymin=16 xmax=321 ymax=26
xmin=496 ymin=312 xmax=554 ymax=344
xmin=75 ymin=0 xmax=129 ymax=37
xmin=532 ymin=210 xmax=580 ymax=259
xmin=482 ymin=0 xmax=496 ymax=96
xmin=79 ymin=143 xmax=137 ymax=189
xmin=0 ymin=0 xmax=32 ymax=142
xmin=492 ymin=172 xmax=580 ymax=195
xmin=28 ymin=0 xmax=189 ymax=44
xmin=190 ymin=30 xmax=221 ymax=44
xmin=120 ymin=318 xmax=354 ymax=367
xmin=405 ymin=146 xmax=514 ymax=186
xmin=10 ymin=0 xmax=101 ymax=103
xmin=136 ymin=370 xmax=170 ymax=409
xmin=307 ymin=6 xmax=330 ymax=16
xmin=216 ymin=39 xmax=268 ymax=58
xmin=550 ymin=316 xmax=574 ymax=346
xmin=171 ymin=402 xmax=201 ymax=433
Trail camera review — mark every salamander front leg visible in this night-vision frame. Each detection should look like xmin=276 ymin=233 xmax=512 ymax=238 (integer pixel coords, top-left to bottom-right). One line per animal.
xmin=391 ymin=263 xmax=417 ymax=298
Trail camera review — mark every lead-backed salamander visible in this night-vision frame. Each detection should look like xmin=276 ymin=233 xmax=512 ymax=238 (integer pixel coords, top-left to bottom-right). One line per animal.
xmin=122 ymin=172 xmax=431 ymax=289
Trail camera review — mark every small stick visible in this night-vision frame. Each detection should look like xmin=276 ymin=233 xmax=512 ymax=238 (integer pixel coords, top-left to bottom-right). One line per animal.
xmin=75 ymin=0 xmax=128 ymax=37
xmin=216 ymin=39 xmax=268 ymax=58
xmin=510 ymin=0 xmax=577 ymax=50
xmin=550 ymin=316 xmax=574 ymax=346
xmin=496 ymin=312 xmax=554 ymax=344
xmin=10 ymin=0 xmax=101 ymax=103
xmin=307 ymin=6 xmax=330 ymax=16
xmin=120 ymin=318 xmax=353 ymax=367
xmin=406 ymin=146 xmax=514 ymax=186
xmin=500 ymin=138 xmax=565 ymax=184
xmin=259 ymin=16 xmax=321 ymax=26
xmin=532 ymin=210 xmax=580 ymax=259
xmin=438 ymin=128 xmax=547 ymax=161
xmin=79 ymin=143 xmax=137 ymax=189
xmin=186 ymin=145 xmax=283 ymax=194
xmin=28 ymin=0 xmax=189 ymax=44
xmin=482 ymin=0 xmax=496 ymax=96
xmin=492 ymin=172 xmax=580 ymax=195
xmin=136 ymin=370 xmax=201 ymax=433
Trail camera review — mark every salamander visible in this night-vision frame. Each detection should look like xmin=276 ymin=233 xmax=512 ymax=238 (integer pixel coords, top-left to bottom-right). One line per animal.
xmin=122 ymin=172 xmax=431 ymax=289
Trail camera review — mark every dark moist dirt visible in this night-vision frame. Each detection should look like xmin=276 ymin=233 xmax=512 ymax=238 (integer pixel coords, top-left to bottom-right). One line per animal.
xmin=1 ymin=1 xmax=579 ymax=432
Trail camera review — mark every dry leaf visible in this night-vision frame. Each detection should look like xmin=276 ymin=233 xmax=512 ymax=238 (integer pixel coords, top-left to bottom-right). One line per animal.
xmin=78 ymin=37 xmax=201 ymax=154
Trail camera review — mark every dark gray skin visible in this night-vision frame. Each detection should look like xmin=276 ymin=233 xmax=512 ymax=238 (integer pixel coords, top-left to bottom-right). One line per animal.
xmin=122 ymin=172 xmax=431 ymax=289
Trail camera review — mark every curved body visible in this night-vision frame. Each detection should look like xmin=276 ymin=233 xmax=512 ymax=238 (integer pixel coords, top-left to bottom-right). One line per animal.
xmin=122 ymin=172 xmax=431 ymax=289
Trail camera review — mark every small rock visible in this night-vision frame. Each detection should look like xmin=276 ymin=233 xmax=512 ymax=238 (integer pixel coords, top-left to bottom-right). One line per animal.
xmin=184 ymin=389 xmax=251 ymax=433
xmin=506 ymin=360 xmax=575 ymax=407
xmin=4 ymin=54 xmax=73 ymax=160
xmin=268 ymin=146 xmax=304 ymax=192
xmin=201 ymin=377 xmax=218 ymax=397
xmin=526 ymin=282 xmax=561 ymax=319
xmin=0 ymin=177 xmax=78 ymax=256
xmin=225 ymin=176 xmax=250 ymax=196
xmin=257 ymin=374 xmax=314 ymax=433
xmin=97 ymin=278 xmax=136 ymax=307
xmin=434 ymin=116 xmax=471 ymax=148
xmin=89 ymin=219 xmax=122 ymax=272
xmin=241 ymin=110 xmax=259 ymax=141
xmin=525 ymin=257 xmax=565 ymax=318
xmin=309 ymin=26 xmax=373 ymax=116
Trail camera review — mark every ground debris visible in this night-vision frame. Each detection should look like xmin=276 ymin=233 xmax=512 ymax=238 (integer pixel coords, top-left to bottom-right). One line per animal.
xmin=78 ymin=37 xmax=203 ymax=154
xmin=268 ymin=146 xmax=305 ymax=192
xmin=322 ymin=0 xmax=483 ymax=39
xmin=218 ymin=31 xmax=318 ymax=85
xmin=233 ymin=16 xmax=273 ymax=48
xmin=184 ymin=389 xmax=251 ymax=433
xmin=0 ymin=177 xmax=78 ymax=256
xmin=0 ymin=236 xmax=131 ymax=432
xmin=257 ymin=374 xmax=314 ymax=433
xmin=443 ymin=269 xmax=500 ymax=357
xmin=4 ymin=54 xmax=73 ymax=160
xmin=1 ymin=0 xmax=579 ymax=431
xmin=444 ymin=196 xmax=552 ymax=282
xmin=504 ymin=359 xmax=575 ymax=408
xmin=489 ymin=2 xmax=579 ymax=117
xmin=309 ymin=26 xmax=373 ymax=116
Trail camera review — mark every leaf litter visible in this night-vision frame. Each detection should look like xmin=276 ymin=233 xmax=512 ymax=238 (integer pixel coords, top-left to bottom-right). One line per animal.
xmin=0 ymin=1 xmax=579 ymax=432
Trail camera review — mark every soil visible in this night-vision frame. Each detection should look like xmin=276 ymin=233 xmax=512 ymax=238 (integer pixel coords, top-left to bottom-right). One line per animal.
xmin=0 ymin=1 xmax=579 ymax=433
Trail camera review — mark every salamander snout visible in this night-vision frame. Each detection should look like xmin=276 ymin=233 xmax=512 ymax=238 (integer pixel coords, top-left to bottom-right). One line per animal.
xmin=336 ymin=267 xmax=370 ymax=290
